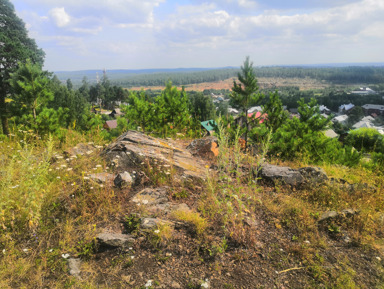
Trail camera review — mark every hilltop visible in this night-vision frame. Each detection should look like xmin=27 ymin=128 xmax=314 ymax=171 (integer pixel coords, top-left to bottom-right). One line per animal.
xmin=1 ymin=129 xmax=383 ymax=288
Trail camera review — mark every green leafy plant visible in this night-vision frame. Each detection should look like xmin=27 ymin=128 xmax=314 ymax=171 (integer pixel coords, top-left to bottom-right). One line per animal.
xmin=123 ymin=214 xmax=141 ymax=234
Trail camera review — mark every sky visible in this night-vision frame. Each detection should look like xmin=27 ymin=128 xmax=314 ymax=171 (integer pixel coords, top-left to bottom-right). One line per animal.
xmin=11 ymin=0 xmax=384 ymax=71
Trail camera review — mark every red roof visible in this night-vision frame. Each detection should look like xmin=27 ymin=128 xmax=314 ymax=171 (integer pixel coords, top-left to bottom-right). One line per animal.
xmin=248 ymin=111 xmax=267 ymax=124
xmin=105 ymin=120 xmax=118 ymax=129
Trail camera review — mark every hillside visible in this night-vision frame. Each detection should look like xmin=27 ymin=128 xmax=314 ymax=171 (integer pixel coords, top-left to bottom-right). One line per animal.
xmin=1 ymin=130 xmax=383 ymax=288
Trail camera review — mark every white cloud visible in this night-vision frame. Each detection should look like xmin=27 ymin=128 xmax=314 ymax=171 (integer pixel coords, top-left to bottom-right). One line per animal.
xmin=49 ymin=7 xmax=71 ymax=27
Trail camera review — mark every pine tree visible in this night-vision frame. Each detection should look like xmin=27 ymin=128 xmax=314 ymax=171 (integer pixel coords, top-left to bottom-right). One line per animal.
xmin=0 ymin=0 xmax=45 ymax=134
xmin=231 ymin=56 xmax=264 ymax=151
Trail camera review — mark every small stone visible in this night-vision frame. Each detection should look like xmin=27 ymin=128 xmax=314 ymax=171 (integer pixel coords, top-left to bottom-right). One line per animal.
xmin=376 ymin=257 xmax=382 ymax=261
xmin=170 ymin=281 xmax=181 ymax=288
xmin=68 ymin=258 xmax=81 ymax=279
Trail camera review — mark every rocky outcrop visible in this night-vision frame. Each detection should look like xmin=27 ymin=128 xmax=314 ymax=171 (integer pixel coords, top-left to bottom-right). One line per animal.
xmin=96 ymin=232 xmax=135 ymax=249
xmin=298 ymin=167 xmax=328 ymax=183
xmin=64 ymin=143 xmax=103 ymax=158
xmin=132 ymin=187 xmax=190 ymax=215
xmin=260 ymin=164 xmax=328 ymax=188
xmin=260 ymin=164 xmax=304 ymax=187
xmin=102 ymin=130 xmax=206 ymax=180
xmin=187 ymin=136 xmax=219 ymax=159
xmin=114 ymin=171 xmax=134 ymax=188
xmin=318 ymin=209 xmax=359 ymax=223
xmin=89 ymin=172 xmax=115 ymax=184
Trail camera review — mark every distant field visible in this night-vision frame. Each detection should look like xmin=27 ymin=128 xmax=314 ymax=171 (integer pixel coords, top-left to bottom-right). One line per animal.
xmin=126 ymin=77 xmax=331 ymax=92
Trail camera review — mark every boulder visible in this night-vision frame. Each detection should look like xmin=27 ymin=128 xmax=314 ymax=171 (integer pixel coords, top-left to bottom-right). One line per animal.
xmin=132 ymin=187 xmax=169 ymax=206
xmin=132 ymin=187 xmax=190 ymax=215
xmin=260 ymin=164 xmax=304 ymax=187
xmin=96 ymin=232 xmax=135 ymax=249
xmin=298 ymin=167 xmax=328 ymax=183
xmin=187 ymin=136 xmax=219 ymax=159
xmin=114 ymin=171 xmax=134 ymax=188
xmin=89 ymin=172 xmax=115 ymax=184
xmin=318 ymin=211 xmax=338 ymax=222
xmin=102 ymin=130 xmax=206 ymax=180
xmin=140 ymin=217 xmax=173 ymax=230
xmin=318 ymin=209 xmax=358 ymax=223
xmin=64 ymin=143 xmax=99 ymax=158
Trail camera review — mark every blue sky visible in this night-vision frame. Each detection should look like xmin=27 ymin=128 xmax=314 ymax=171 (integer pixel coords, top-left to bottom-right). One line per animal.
xmin=12 ymin=0 xmax=384 ymax=71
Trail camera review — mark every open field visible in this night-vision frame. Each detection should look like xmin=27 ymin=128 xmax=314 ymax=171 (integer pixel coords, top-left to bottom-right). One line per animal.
xmin=126 ymin=77 xmax=332 ymax=92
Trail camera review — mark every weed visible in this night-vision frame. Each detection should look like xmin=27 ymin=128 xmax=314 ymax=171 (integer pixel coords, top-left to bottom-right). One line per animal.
xmin=76 ymin=239 xmax=96 ymax=260
xmin=172 ymin=189 xmax=189 ymax=200
xmin=172 ymin=210 xmax=208 ymax=236
xmin=123 ymin=214 xmax=141 ymax=234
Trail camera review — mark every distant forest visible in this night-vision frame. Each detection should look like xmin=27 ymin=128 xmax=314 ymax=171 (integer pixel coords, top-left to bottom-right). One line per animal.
xmin=56 ymin=66 xmax=384 ymax=87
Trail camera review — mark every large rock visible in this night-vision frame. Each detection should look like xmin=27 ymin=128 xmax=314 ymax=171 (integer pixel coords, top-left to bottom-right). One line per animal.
xmin=89 ymin=172 xmax=115 ymax=184
xmin=96 ymin=232 xmax=135 ymax=249
xmin=102 ymin=130 xmax=206 ymax=180
xmin=132 ymin=187 xmax=190 ymax=215
xmin=187 ymin=136 xmax=219 ymax=159
xmin=260 ymin=164 xmax=304 ymax=187
xmin=298 ymin=167 xmax=328 ymax=183
xmin=64 ymin=143 xmax=101 ymax=158
xmin=114 ymin=171 xmax=134 ymax=188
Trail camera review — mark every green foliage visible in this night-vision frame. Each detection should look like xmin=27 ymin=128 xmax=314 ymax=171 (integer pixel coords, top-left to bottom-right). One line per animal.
xmin=155 ymin=81 xmax=191 ymax=137
xmin=10 ymin=59 xmax=53 ymax=120
xmin=122 ymin=90 xmax=154 ymax=133
xmin=345 ymin=128 xmax=383 ymax=153
xmin=124 ymin=214 xmax=141 ymax=234
xmin=0 ymin=136 xmax=54 ymax=231
xmin=347 ymin=106 xmax=364 ymax=126
xmin=189 ymin=92 xmax=215 ymax=121
xmin=231 ymin=57 xmax=264 ymax=149
xmin=0 ymin=0 xmax=45 ymax=135
xmin=270 ymin=98 xmax=361 ymax=166
xmin=262 ymin=91 xmax=289 ymax=132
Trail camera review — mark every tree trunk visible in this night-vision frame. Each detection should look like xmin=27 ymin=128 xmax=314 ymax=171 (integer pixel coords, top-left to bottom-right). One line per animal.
xmin=245 ymin=108 xmax=248 ymax=153
xmin=0 ymin=93 xmax=10 ymax=135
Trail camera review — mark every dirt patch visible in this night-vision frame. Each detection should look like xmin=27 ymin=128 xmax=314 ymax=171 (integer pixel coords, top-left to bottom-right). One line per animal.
xmin=126 ymin=77 xmax=331 ymax=92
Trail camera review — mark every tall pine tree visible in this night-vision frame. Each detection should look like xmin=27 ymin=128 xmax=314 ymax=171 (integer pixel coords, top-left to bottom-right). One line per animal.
xmin=231 ymin=56 xmax=264 ymax=151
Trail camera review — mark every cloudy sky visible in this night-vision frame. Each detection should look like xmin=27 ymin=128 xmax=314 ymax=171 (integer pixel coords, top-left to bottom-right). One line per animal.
xmin=12 ymin=0 xmax=384 ymax=71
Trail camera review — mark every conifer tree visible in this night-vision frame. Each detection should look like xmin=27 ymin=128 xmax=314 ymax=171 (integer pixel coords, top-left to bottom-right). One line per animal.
xmin=231 ymin=56 xmax=264 ymax=151
xmin=0 ymin=0 xmax=45 ymax=134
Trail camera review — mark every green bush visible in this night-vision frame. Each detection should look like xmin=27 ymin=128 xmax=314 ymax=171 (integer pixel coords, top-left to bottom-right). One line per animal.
xmin=345 ymin=128 xmax=383 ymax=153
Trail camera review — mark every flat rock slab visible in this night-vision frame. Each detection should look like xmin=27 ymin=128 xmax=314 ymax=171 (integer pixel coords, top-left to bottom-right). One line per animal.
xmin=132 ymin=187 xmax=190 ymax=215
xmin=89 ymin=172 xmax=115 ymax=184
xmin=140 ymin=217 xmax=174 ymax=230
xmin=187 ymin=136 xmax=219 ymax=159
xmin=132 ymin=187 xmax=169 ymax=206
xmin=97 ymin=232 xmax=135 ymax=249
xmin=260 ymin=164 xmax=304 ymax=187
xmin=298 ymin=167 xmax=328 ymax=183
xmin=102 ymin=130 xmax=206 ymax=180
xmin=64 ymin=143 xmax=100 ymax=158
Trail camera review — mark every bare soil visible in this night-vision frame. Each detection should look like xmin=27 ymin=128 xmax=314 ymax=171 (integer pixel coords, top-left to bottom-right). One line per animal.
xmin=126 ymin=77 xmax=330 ymax=92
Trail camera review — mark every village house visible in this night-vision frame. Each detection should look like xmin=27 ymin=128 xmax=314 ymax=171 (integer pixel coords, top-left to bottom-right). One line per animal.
xmin=351 ymin=87 xmax=377 ymax=95
xmin=109 ymin=108 xmax=124 ymax=118
xmin=234 ymin=111 xmax=267 ymax=129
xmin=332 ymin=114 xmax=348 ymax=125
xmin=362 ymin=104 xmax=384 ymax=116
xmin=338 ymin=103 xmax=355 ymax=114
xmin=104 ymin=120 xmax=118 ymax=130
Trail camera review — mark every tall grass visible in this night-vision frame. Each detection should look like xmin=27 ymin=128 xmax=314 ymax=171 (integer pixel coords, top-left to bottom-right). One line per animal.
xmin=0 ymin=135 xmax=55 ymax=232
